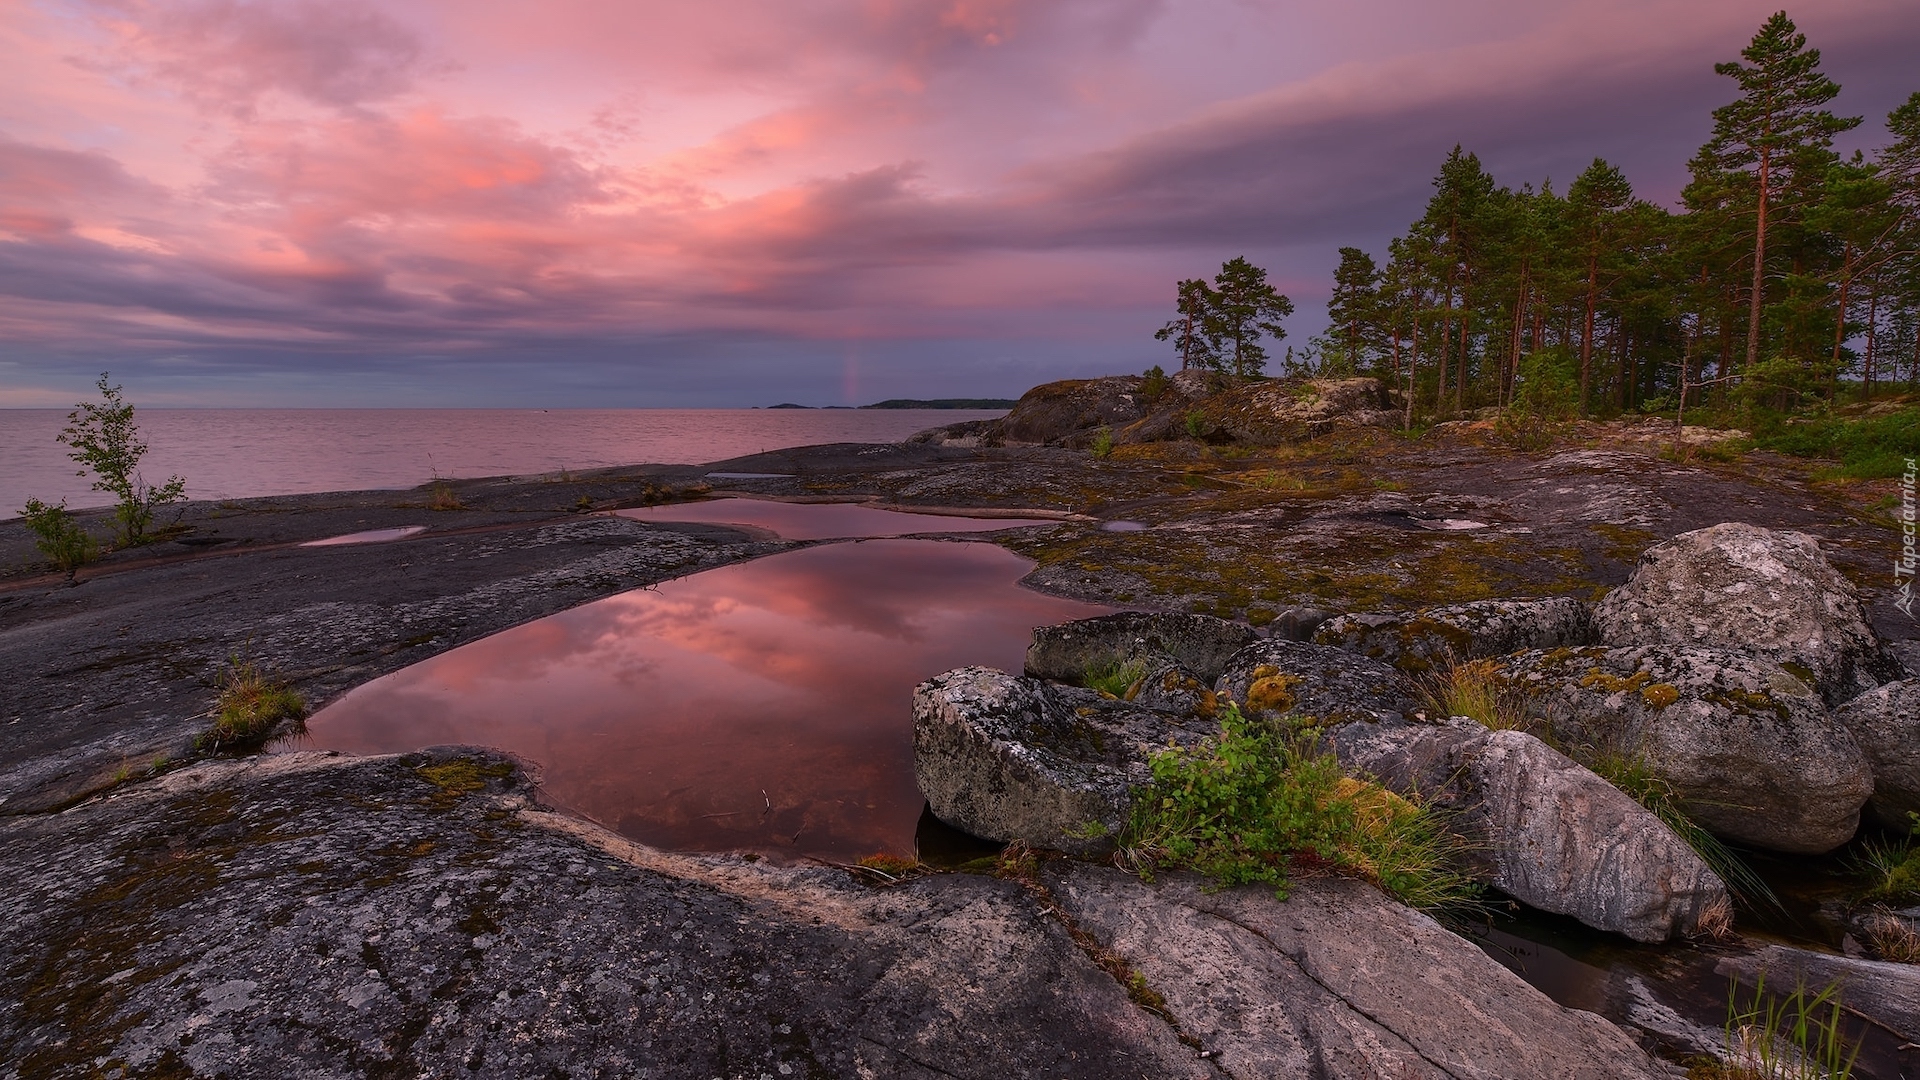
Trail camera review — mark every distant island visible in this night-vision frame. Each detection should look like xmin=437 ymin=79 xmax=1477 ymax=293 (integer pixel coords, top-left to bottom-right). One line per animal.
xmin=763 ymin=398 xmax=1018 ymax=410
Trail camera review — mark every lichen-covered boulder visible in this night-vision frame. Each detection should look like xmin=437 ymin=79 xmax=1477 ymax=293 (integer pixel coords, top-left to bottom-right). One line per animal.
xmin=998 ymin=376 xmax=1150 ymax=446
xmin=1192 ymin=378 xmax=1400 ymax=445
xmin=1314 ymin=597 xmax=1594 ymax=672
xmin=1593 ymin=522 xmax=1897 ymax=703
xmin=1503 ymin=645 xmax=1873 ymax=853
xmin=1126 ymin=660 xmax=1220 ymax=719
xmin=1335 ymin=719 xmax=1726 ymax=942
xmin=1833 ymin=678 xmax=1920 ymax=826
xmin=1213 ymin=639 xmax=1419 ymax=727
xmin=912 ymin=667 xmax=1215 ymax=852
xmin=1025 ymin=612 xmax=1260 ymax=686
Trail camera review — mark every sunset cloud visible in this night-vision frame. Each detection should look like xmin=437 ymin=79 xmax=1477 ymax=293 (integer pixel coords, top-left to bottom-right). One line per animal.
xmin=0 ymin=0 xmax=1915 ymax=404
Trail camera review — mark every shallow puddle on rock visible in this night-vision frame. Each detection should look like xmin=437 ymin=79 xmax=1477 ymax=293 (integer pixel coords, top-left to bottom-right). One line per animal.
xmin=613 ymin=497 xmax=1061 ymax=540
xmin=304 ymin=539 xmax=1111 ymax=862
xmin=300 ymin=525 xmax=427 ymax=546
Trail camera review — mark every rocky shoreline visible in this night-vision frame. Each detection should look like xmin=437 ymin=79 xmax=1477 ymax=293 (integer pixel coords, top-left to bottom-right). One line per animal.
xmin=3 ymin=380 xmax=1917 ymax=1078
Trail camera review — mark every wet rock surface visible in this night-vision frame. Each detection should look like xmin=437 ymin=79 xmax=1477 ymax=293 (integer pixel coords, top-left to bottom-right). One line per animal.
xmin=0 ymin=749 xmax=1213 ymax=1080
xmin=1043 ymin=863 xmax=1673 ymax=1079
xmin=1502 ymin=644 xmax=1874 ymax=853
xmin=1335 ymin=720 xmax=1726 ymax=942
xmin=1832 ymin=677 xmax=1920 ymax=826
xmin=1313 ymin=597 xmax=1594 ymax=672
xmin=1593 ymin=522 xmax=1899 ymax=703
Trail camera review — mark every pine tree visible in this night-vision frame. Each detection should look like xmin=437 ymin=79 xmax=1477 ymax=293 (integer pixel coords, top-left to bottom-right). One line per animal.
xmin=1693 ymin=11 xmax=1860 ymax=376
xmin=1327 ymin=248 xmax=1381 ymax=373
xmin=1208 ymin=257 xmax=1295 ymax=378
xmin=1567 ymin=159 xmax=1636 ymax=415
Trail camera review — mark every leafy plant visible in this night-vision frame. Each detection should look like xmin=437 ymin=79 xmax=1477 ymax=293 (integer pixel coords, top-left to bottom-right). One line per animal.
xmin=201 ymin=657 xmax=306 ymax=751
xmin=1090 ymin=426 xmax=1115 ymax=458
xmin=59 ymin=373 xmax=186 ymax=547
xmin=1139 ymin=364 xmax=1170 ymax=401
xmin=18 ymin=498 xmax=98 ymax=576
xmin=1184 ymin=409 xmax=1207 ymax=438
xmin=1121 ymin=704 xmax=1478 ymax=912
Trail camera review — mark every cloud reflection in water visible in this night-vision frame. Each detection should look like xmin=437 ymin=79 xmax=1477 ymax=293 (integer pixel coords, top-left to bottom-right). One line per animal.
xmin=308 ymin=539 xmax=1111 ymax=860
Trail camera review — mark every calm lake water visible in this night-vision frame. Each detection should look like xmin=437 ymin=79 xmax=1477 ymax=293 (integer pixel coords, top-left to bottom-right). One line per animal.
xmin=0 ymin=408 xmax=1002 ymax=514
xmin=302 ymin=503 xmax=1107 ymax=862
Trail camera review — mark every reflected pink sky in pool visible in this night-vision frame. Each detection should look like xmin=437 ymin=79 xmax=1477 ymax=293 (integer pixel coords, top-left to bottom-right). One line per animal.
xmin=305 ymin=539 xmax=1110 ymax=861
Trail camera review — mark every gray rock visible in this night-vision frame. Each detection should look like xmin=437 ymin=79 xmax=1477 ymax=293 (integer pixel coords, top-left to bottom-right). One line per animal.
xmin=1025 ymin=611 xmax=1260 ymax=685
xmin=912 ymin=667 xmax=1215 ymax=852
xmin=1265 ymin=605 xmax=1332 ymax=641
xmin=1314 ymin=597 xmax=1594 ymax=672
xmin=1000 ymin=376 xmax=1150 ymax=445
xmin=1833 ymin=678 xmax=1920 ymax=826
xmin=1213 ymin=638 xmax=1420 ymax=727
xmin=1195 ymin=377 xmax=1401 ymax=445
xmin=1336 ymin=720 xmax=1727 ymax=942
xmin=0 ymin=750 xmax=1214 ymax=1080
xmin=1503 ymin=644 xmax=1873 ymax=853
xmin=1044 ymin=863 xmax=1673 ymax=1079
xmin=1593 ymin=522 xmax=1897 ymax=703
xmin=1716 ymin=946 xmax=1920 ymax=1044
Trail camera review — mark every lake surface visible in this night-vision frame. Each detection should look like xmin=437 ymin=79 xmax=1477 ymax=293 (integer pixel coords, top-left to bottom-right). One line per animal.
xmin=613 ymin=498 xmax=1064 ymax=539
xmin=303 ymin=527 xmax=1108 ymax=862
xmin=0 ymin=408 xmax=1003 ymax=515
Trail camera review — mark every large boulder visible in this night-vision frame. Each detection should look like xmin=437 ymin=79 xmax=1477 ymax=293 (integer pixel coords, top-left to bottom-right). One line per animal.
xmin=1314 ymin=597 xmax=1595 ymax=673
xmin=1833 ymin=678 xmax=1920 ymax=826
xmin=1503 ymin=644 xmax=1874 ymax=853
xmin=1593 ymin=522 xmax=1897 ymax=703
xmin=1045 ymin=864 xmax=1674 ymax=1079
xmin=1336 ymin=719 xmax=1727 ymax=942
xmin=1213 ymin=639 xmax=1420 ymax=727
xmin=1025 ymin=612 xmax=1260 ymax=686
xmin=911 ymin=667 xmax=1215 ymax=852
xmin=999 ymin=376 xmax=1150 ymax=446
xmin=1191 ymin=377 xmax=1401 ymax=445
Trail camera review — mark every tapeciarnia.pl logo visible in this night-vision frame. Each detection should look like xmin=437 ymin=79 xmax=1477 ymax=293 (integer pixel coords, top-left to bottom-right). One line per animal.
xmin=1898 ymin=457 xmax=1917 ymax=618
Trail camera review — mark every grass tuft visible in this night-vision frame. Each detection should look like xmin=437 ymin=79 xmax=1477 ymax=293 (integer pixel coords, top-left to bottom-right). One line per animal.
xmin=1420 ymin=658 xmax=1532 ymax=731
xmin=427 ymin=482 xmax=465 ymax=511
xmin=200 ymin=658 xmax=306 ymax=751
xmin=1858 ymin=912 xmax=1920 ymax=964
xmin=1854 ymin=813 xmax=1920 ymax=905
xmin=1686 ymin=973 xmax=1862 ymax=1080
xmin=1083 ymin=657 xmax=1148 ymax=699
xmin=1121 ymin=703 xmax=1479 ymax=912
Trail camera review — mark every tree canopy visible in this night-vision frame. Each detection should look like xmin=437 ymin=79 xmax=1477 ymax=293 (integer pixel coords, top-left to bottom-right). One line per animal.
xmin=1293 ymin=10 xmax=1916 ymax=422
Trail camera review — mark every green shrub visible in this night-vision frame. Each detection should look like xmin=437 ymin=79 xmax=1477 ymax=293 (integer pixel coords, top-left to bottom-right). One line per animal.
xmin=19 ymin=498 xmax=98 ymax=574
xmin=1140 ymin=364 xmax=1169 ymax=401
xmin=1122 ymin=704 xmax=1478 ymax=911
xmin=59 ymin=373 xmax=186 ymax=547
xmin=1184 ymin=410 xmax=1207 ymax=438
xmin=1752 ymin=406 xmax=1920 ymax=478
xmin=1090 ymin=426 xmax=1115 ymax=458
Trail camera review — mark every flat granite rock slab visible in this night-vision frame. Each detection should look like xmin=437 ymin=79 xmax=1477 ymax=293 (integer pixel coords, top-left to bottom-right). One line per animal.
xmin=1042 ymin=862 xmax=1677 ymax=1080
xmin=0 ymin=750 xmax=1215 ymax=1080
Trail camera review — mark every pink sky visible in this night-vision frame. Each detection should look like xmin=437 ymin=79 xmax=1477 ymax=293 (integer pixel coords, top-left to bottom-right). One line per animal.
xmin=1 ymin=0 xmax=1915 ymax=406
